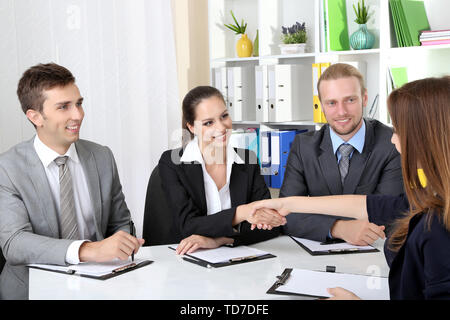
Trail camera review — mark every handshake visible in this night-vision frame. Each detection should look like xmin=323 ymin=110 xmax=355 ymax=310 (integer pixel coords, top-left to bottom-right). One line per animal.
xmin=241 ymin=198 xmax=290 ymax=231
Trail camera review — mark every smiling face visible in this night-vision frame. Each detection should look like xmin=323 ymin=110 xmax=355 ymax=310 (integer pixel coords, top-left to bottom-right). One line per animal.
xmin=26 ymin=83 xmax=84 ymax=155
xmin=186 ymin=95 xmax=232 ymax=151
xmin=319 ymin=76 xmax=368 ymax=141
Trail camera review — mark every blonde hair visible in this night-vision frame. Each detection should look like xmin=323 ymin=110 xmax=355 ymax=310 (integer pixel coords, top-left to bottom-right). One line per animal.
xmin=317 ymin=63 xmax=366 ymax=101
xmin=387 ymin=76 xmax=450 ymax=251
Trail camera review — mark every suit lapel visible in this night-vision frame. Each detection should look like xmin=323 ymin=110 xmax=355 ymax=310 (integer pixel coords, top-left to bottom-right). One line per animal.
xmin=318 ymin=127 xmax=343 ymax=194
xmin=182 ymin=162 xmax=207 ymax=212
xmin=25 ymin=139 xmax=60 ymax=238
xmin=75 ymin=141 xmax=103 ymax=238
xmin=229 ymin=164 xmax=248 ymax=207
xmin=343 ymin=120 xmax=373 ymax=194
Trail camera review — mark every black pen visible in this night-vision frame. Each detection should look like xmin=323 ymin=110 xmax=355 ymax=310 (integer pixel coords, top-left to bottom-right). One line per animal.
xmin=182 ymin=257 xmax=211 ymax=268
xmin=129 ymin=220 xmax=136 ymax=261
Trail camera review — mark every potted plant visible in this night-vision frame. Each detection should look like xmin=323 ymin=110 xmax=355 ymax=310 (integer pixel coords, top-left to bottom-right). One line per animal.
xmin=279 ymin=22 xmax=308 ymax=54
xmin=224 ymin=11 xmax=253 ymax=58
xmin=350 ymin=0 xmax=375 ymax=50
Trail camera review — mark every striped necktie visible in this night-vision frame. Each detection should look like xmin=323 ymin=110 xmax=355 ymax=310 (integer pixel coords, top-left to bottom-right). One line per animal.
xmin=54 ymin=156 xmax=79 ymax=239
xmin=338 ymin=144 xmax=354 ymax=186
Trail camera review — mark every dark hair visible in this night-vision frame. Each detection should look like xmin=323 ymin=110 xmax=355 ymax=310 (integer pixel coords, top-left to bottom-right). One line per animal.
xmin=387 ymin=76 xmax=450 ymax=251
xmin=17 ymin=63 xmax=75 ymax=114
xmin=182 ymin=86 xmax=226 ymax=145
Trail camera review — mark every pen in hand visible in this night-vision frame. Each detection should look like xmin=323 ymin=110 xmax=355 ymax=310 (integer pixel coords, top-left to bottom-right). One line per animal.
xmin=129 ymin=220 xmax=136 ymax=261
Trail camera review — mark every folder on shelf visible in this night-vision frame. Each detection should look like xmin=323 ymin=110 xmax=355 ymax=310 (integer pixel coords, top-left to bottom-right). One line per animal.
xmin=270 ymin=130 xmax=307 ymax=189
xmin=255 ymin=65 xmax=269 ymax=122
xmin=213 ymin=67 xmax=228 ymax=104
xmin=267 ymin=268 xmax=389 ymax=300
xmin=312 ymin=63 xmax=330 ymax=123
xmin=260 ymin=131 xmax=271 ymax=188
xmin=389 ymin=66 xmax=408 ymax=89
xmin=389 ymin=0 xmax=430 ymax=47
xmin=169 ymin=245 xmax=275 ymax=268
xmin=28 ymin=259 xmax=153 ymax=280
xmin=227 ymin=67 xmax=256 ymax=122
xmin=229 ymin=128 xmax=259 ymax=157
xmin=290 ymin=236 xmax=378 ymax=256
xmin=325 ymin=0 xmax=350 ymax=51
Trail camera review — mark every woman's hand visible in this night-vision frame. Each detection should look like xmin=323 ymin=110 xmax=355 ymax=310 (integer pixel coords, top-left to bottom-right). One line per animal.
xmin=175 ymin=235 xmax=233 ymax=255
xmin=247 ymin=198 xmax=291 ymax=230
xmin=250 ymin=198 xmax=292 ymax=216
xmin=326 ymin=287 xmax=361 ymax=300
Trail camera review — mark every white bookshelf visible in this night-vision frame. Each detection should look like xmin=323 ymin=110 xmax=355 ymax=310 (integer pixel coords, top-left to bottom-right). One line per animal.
xmin=208 ymin=0 xmax=450 ymax=128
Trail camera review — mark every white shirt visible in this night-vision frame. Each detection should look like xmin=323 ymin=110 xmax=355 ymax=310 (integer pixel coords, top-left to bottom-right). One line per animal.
xmin=34 ymin=135 xmax=95 ymax=264
xmin=180 ymin=137 xmax=245 ymax=216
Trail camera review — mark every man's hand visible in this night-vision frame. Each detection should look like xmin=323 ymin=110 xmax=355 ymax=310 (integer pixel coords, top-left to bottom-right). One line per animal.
xmin=247 ymin=208 xmax=287 ymax=230
xmin=331 ymin=220 xmax=386 ymax=246
xmin=79 ymin=230 xmax=145 ymax=262
xmin=175 ymin=235 xmax=233 ymax=256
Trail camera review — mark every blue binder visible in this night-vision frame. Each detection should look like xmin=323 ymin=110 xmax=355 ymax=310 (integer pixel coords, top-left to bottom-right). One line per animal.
xmin=260 ymin=131 xmax=271 ymax=188
xmin=270 ymin=130 xmax=308 ymax=189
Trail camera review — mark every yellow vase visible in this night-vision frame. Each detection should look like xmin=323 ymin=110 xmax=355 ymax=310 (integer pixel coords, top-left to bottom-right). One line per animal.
xmin=236 ymin=34 xmax=253 ymax=58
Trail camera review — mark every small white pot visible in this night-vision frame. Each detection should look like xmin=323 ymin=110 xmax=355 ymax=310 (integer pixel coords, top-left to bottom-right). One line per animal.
xmin=279 ymin=43 xmax=307 ymax=54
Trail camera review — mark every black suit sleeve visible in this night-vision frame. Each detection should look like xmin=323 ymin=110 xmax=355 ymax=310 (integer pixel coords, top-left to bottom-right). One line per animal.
xmin=158 ymin=150 xmax=237 ymax=239
xmin=280 ymin=135 xmax=342 ymax=241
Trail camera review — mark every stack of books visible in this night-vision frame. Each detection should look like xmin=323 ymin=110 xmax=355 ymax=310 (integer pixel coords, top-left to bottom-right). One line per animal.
xmin=420 ymin=30 xmax=450 ymax=46
xmin=389 ymin=0 xmax=430 ymax=47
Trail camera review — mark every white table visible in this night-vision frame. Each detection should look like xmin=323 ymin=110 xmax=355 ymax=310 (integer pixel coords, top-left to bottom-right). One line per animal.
xmin=29 ymin=236 xmax=389 ymax=300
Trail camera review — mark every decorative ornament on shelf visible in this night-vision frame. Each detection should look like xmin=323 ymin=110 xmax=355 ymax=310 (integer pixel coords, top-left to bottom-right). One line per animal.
xmin=253 ymin=29 xmax=259 ymax=57
xmin=224 ymin=10 xmax=253 ymax=58
xmin=279 ymin=22 xmax=308 ymax=54
xmin=350 ymin=0 xmax=375 ymax=50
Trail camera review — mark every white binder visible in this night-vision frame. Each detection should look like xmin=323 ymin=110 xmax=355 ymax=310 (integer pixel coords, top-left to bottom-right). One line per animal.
xmin=267 ymin=64 xmax=313 ymax=122
xmin=255 ymin=65 xmax=269 ymax=122
xmin=213 ymin=67 xmax=228 ymax=106
xmin=227 ymin=66 xmax=256 ymax=121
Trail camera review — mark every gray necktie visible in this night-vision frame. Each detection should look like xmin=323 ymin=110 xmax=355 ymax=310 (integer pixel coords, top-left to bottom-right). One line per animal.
xmin=54 ymin=156 xmax=79 ymax=239
xmin=338 ymin=144 xmax=354 ymax=186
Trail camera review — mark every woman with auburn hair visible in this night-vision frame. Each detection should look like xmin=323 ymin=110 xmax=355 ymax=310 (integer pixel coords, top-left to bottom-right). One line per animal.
xmin=251 ymin=76 xmax=450 ymax=300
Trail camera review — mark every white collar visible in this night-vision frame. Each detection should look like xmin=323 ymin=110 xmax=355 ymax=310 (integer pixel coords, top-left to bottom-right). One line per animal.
xmin=180 ymin=136 xmax=245 ymax=165
xmin=33 ymin=134 xmax=80 ymax=168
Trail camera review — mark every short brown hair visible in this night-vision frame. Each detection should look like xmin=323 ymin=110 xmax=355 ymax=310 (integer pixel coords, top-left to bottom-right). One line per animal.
xmin=317 ymin=63 xmax=366 ymax=101
xmin=17 ymin=63 xmax=75 ymax=114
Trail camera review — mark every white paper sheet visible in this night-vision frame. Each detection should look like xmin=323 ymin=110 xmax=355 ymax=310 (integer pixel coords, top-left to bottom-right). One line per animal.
xmin=292 ymin=236 xmax=374 ymax=253
xmin=28 ymin=258 xmax=148 ymax=277
xmin=170 ymin=245 xmax=269 ymax=264
xmin=276 ymin=268 xmax=390 ymax=300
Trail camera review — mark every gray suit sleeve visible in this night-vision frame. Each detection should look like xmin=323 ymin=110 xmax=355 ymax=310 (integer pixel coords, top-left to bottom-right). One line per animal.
xmin=103 ymin=146 xmax=131 ymax=237
xmin=0 ymin=166 xmax=71 ymax=266
xmin=279 ymin=136 xmax=345 ymax=242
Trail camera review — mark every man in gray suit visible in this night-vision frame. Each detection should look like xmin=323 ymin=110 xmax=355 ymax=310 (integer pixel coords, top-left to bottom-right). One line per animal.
xmin=281 ymin=63 xmax=404 ymax=244
xmin=0 ymin=63 xmax=145 ymax=299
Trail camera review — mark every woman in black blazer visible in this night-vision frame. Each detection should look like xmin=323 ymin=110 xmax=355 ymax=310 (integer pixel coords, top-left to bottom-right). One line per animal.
xmin=158 ymin=86 xmax=285 ymax=255
xmin=251 ymin=77 xmax=450 ymax=300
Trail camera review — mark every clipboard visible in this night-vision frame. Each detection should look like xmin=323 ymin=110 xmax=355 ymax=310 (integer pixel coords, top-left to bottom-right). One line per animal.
xmin=168 ymin=246 xmax=275 ymax=268
xmin=267 ymin=268 xmax=390 ymax=300
xmin=267 ymin=268 xmax=323 ymax=299
xmin=290 ymin=236 xmax=379 ymax=256
xmin=28 ymin=259 xmax=153 ymax=280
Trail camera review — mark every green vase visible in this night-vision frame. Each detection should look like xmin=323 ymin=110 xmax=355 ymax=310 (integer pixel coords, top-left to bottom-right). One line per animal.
xmin=253 ymin=29 xmax=259 ymax=57
xmin=350 ymin=24 xmax=375 ymax=50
